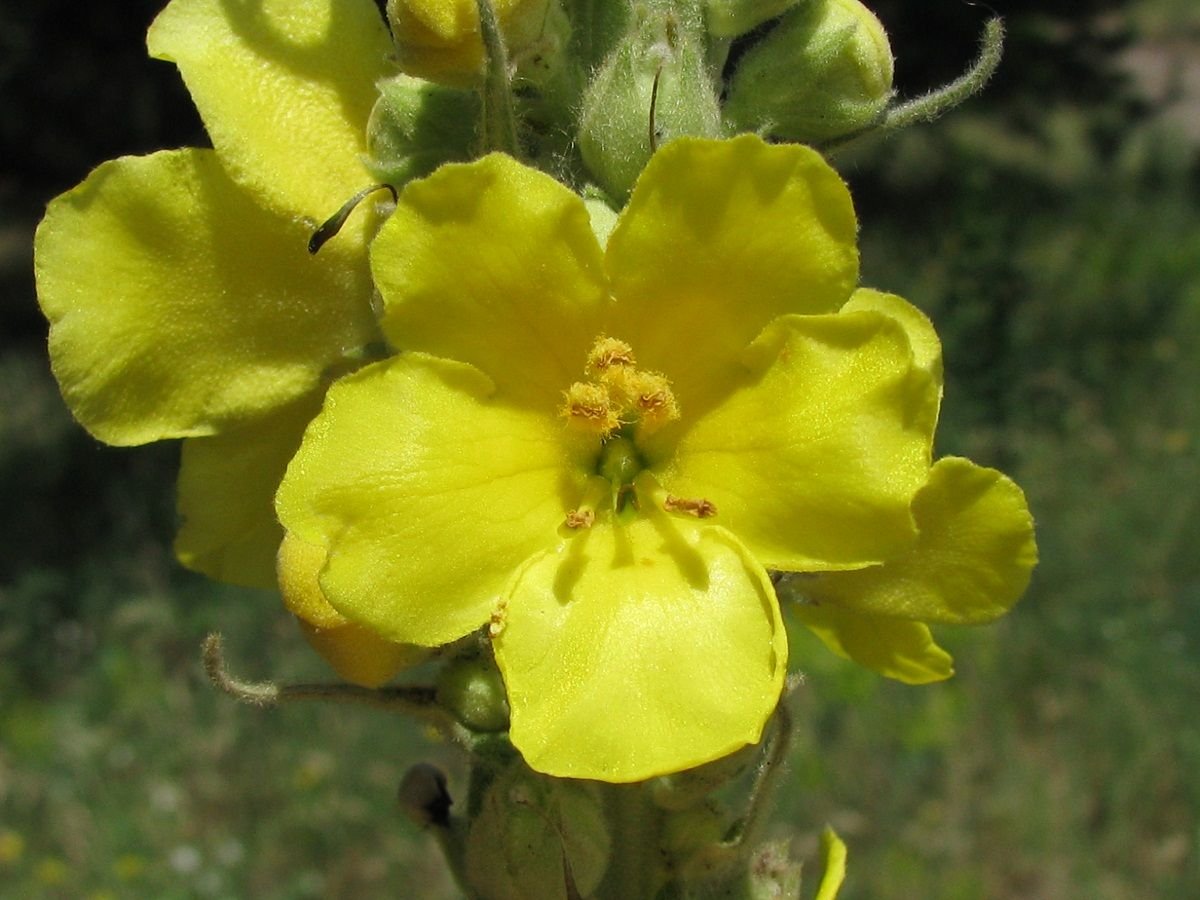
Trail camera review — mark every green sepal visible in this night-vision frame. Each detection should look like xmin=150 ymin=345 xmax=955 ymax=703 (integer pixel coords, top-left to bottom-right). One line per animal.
xmin=365 ymin=74 xmax=481 ymax=186
xmin=705 ymin=0 xmax=803 ymax=38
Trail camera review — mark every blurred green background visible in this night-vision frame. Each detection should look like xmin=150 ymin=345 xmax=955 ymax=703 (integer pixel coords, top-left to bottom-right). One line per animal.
xmin=2 ymin=1 xmax=1198 ymax=897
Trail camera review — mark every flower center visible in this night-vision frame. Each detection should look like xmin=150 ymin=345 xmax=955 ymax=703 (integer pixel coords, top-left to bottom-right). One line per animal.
xmin=560 ymin=336 xmax=679 ymax=439
xmin=560 ymin=337 xmax=713 ymax=529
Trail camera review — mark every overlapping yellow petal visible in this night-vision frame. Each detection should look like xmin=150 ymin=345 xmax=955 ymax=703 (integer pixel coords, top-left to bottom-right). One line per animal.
xmin=842 ymin=288 xmax=942 ymax=386
xmin=643 ymin=311 xmax=934 ymax=571
xmin=789 ymin=601 xmax=954 ymax=684
xmin=276 ymin=353 xmax=592 ymax=647
xmin=278 ymin=532 xmax=428 ymax=687
xmin=606 ymin=135 xmax=859 ymax=409
xmin=147 ymin=0 xmax=391 ymax=219
xmin=494 ymin=518 xmax=787 ymax=782
xmin=802 ymin=457 xmax=1037 ymax=624
xmin=840 ymin=288 xmax=943 ymax=434
xmin=371 ymin=154 xmax=609 ymax=408
xmin=34 ymin=149 xmax=378 ymax=446
xmin=175 ymin=392 xmax=322 ymax=590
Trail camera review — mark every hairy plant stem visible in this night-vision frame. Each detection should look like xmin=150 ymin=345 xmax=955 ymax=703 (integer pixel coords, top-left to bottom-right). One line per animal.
xmin=477 ymin=0 xmax=521 ymax=157
xmin=824 ymin=17 xmax=1005 ymax=155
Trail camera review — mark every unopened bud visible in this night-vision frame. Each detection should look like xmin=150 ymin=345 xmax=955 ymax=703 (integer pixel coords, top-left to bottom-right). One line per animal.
xmin=578 ymin=4 xmax=721 ymax=201
xmin=365 ymin=75 xmax=479 ymax=187
xmin=398 ymin=763 xmax=453 ymax=828
xmin=436 ymin=653 xmax=510 ymax=733
xmin=725 ymin=0 xmax=893 ymax=142
xmin=465 ymin=762 xmax=610 ymax=900
xmin=387 ymin=0 xmax=553 ymax=87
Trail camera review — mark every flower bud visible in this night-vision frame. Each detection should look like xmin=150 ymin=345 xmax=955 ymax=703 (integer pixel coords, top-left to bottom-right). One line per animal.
xmin=386 ymin=0 xmax=553 ymax=87
xmin=436 ymin=653 xmax=510 ymax=733
xmin=365 ymin=74 xmax=479 ymax=187
xmin=465 ymin=762 xmax=610 ymax=900
xmin=724 ymin=0 xmax=894 ymax=142
xmin=578 ymin=3 xmax=721 ymax=201
xmin=705 ymin=0 xmax=802 ymax=39
xmin=277 ymin=532 xmax=428 ymax=687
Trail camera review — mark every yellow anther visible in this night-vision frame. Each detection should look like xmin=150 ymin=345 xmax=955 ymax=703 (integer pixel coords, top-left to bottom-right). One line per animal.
xmin=564 ymin=508 xmax=596 ymax=529
xmin=561 ymin=381 xmax=621 ymax=435
xmin=664 ymin=495 xmax=717 ymax=518
xmin=628 ymin=370 xmax=679 ymax=433
xmin=586 ymin=336 xmax=636 ymax=376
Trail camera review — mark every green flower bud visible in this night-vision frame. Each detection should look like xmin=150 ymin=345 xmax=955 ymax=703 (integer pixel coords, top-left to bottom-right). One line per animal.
xmin=725 ymin=0 xmax=894 ymax=142
xmin=578 ymin=0 xmax=722 ymax=201
xmin=705 ymin=0 xmax=802 ymax=39
xmin=365 ymin=74 xmax=480 ymax=187
xmin=436 ymin=653 xmax=510 ymax=733
xmin=465 ymin=763 xmax=611 ymax=900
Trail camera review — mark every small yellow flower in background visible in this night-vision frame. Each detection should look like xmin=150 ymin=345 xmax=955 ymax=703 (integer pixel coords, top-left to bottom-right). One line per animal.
xmin=0 ymin=830 xmax=25 ymax=865
xmin=32 ymin=0 xmax=410 ymax=673
xmin=276 ymin=134 xmax=1036 ymax=781
xmin=387 ymin=0 xmax=552 ymax=86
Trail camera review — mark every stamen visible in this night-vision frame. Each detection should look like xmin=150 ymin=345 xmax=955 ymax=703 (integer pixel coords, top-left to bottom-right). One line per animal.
xmin=664 ymin=495 xmax=717 ymax=518
xmin=564 ymin=508 xmax=595 ymax=529
xmin=561 ymin=382 xmax=620 ymax=435
xmin=586 ymin=336 xmax=636 ymax=375
xmin=628 ymin=371 xmax=679 ymax=433
xmin=489 ymin=599 xmax=508 ymax=638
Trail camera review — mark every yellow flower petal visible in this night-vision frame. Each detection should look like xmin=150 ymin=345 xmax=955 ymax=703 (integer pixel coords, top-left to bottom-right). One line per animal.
xmin=276 ymin=354 xmax=589 ymax=647
xmin=644 ymin=311 xmax=934 ymax=571
xmin=606 ymin=135 xmax=858 ymax=408
xmin=815 ymin=826 xmax=848 ymax=900
xmin=176 ymin=394 xmax=322 ymax=590
xmin=34 ymin=150 xmax=378 ymax=445
xmin=803 ymin=457 xmax=1038 ymax=624
xmin=389 ymin=0 xmax=551 ymax=86
xmin=494 ymin=519 xmax=787 ymax=781
xmin=371 ymin=153 xmax=609 ymax=408
xmin=790 ymin=601 xmax=954 ymax=685
xmin=279 ymin=531 xmax=428 ymax=687
xmin=147 ymin=0 xmax=391 ymax=218
xmin=298 ymin=620 xmax=428 ymax=688
xmin=842 ymin=288 xmax=942 ymax=388
xmin=841 ymin=288 xmax=942 ymax=434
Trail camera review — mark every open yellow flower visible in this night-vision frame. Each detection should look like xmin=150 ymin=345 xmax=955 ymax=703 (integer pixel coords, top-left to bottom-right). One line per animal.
xmin=33 ymin=0 xmax=423 ymax=684
xmin=277 ymin=135 xmax=1033 ymax=780
xmin=33 ymin=0 xmax=392 ymax=589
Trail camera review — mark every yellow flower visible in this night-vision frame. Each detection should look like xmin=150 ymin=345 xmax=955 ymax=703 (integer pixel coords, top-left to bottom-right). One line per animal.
xmin=33 ymin=0 xmax=422 ymax=684
xmin=33 ymin=0 xmax=390 ymax=589
xmin=387 ymin=0 xmax=552 ymax=86
xmin=276 ymin=134 xmax=1034 ymax=780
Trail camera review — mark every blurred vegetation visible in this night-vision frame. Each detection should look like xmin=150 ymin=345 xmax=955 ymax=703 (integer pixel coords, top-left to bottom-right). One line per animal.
xmin=2 ymin=0 xmax=1199 ymax=898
